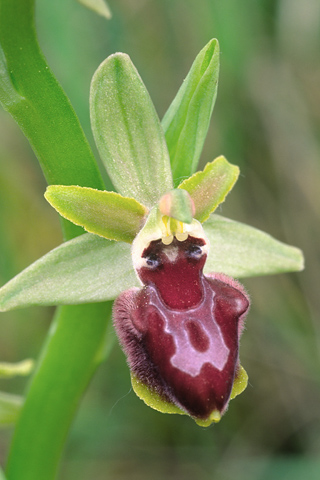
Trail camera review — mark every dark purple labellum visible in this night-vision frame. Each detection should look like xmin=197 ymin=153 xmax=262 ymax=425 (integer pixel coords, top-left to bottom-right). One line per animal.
xmin=113 ymin=235 xmax=249 ymax=421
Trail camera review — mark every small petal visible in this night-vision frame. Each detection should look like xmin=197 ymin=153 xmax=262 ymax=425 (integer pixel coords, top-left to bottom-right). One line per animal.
xmin=45 ymin=185 xmax=148 ymax=243
xmin=178 ymin=156 xmax=239 ymax=222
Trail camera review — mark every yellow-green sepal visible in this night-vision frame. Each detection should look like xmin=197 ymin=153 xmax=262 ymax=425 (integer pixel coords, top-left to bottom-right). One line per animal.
xmin=178 ymin=156 xmax=239 ymax=223
xmin=45 ymin=185 xmax=148 ymax=243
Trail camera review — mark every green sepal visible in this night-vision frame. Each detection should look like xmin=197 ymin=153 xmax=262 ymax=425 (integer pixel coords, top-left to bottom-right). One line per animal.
xmin=162 ymin=39 xmax=220 ymax=185
xmin=178 ymin=156 xmax=239 ymax=222
xmin=0 ymin=360 xmax=34 ymax=379
xmin=90 ymin=53 xmax=173 ymax=207
xmin=0 ymin=392 xmax=23 ymax=427
xmin=45 ymin=185 xmax=148 ymax=243
xmin=203 ymin=214 xmax=304 ymax=278
xmin=0 ymin=234 xmax=139 ymax=311
xmin=158 ymin=189 xmax=195 ymax=224
xmin=77 ymin=0 xmax=112 ymax=19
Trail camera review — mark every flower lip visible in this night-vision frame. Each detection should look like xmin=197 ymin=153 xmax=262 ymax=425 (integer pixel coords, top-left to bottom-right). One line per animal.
xmin=137 ymin=235 xmax=208 ymax=309
xmin=113 ymin=261 xmax=250 ymax=421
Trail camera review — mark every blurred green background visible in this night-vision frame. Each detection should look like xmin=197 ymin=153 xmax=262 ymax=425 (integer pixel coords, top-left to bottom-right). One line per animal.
xmin=0 ymin=0 xmax=319 ymax=479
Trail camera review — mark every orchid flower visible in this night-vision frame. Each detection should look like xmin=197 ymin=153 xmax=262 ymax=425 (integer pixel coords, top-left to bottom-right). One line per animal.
xmin=0 ymin=39 xmax=303 ymax=426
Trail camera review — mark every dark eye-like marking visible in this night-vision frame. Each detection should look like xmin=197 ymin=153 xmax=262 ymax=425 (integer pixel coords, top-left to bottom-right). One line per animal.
xmin=186 ymin=244 xmax=203 ymax=258
xmin=145 ymin=253 xmax=161 ymax=269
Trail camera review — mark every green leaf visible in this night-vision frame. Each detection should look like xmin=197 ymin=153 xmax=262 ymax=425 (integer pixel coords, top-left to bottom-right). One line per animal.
xmin=45 ymin=186 xmax=148 ymax=243
xmin=0 ymin=0 xmax=106 ymax=241
xmin=77 ymin=0 xmax=112 ymax=19
xmin=90 ymin=53 xmax=173 ymax=207
xmin=0 ymin=234 xmax=139 ymax=311
xmin=0 ymin=1 xmax=105 ymax=193
xmin=162 ymin=38 xmax=220 ymax=185
xmin=6 ymin=302 xmax=112 ymax=480
xmin=158 ymin=189 xmax=195 ymax=224
xmin=0 ymin=392 xmax=23 ymax=427
xmin=0 ymin=360 xmax=34 ymax=379
xmin=203 ymin=214 xmax=304 ymax=278
xmin=178 ymin=156 xmax=239 ymax=222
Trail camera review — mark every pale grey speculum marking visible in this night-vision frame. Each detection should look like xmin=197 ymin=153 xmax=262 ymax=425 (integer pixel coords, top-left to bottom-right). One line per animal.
xmin=149 ymin=281 xmax=229 ymax=377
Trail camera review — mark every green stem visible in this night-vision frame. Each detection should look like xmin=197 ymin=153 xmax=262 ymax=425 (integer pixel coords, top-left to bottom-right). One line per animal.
xmin=6 ymin=303 xmax=112 ymax=480
xmin=0 ymin=0 xmax=105 ymax=238
xmin=0 ymin=1 xmax=113 ymax=479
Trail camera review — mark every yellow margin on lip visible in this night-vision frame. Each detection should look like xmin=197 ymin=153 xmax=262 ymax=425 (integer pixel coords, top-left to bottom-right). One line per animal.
xmin=131 ymin=373 xmax=224 ymax=427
